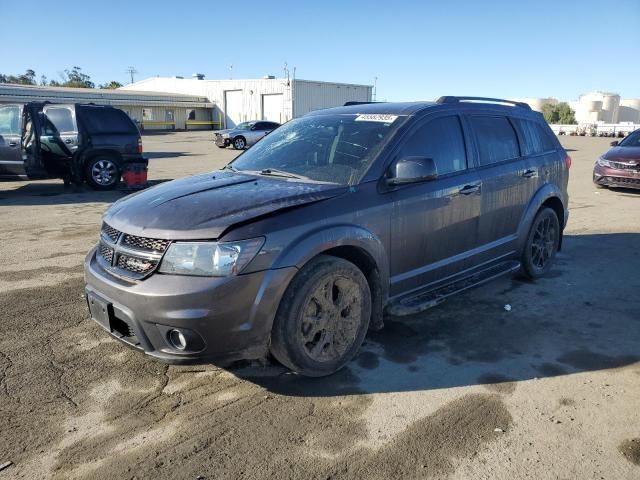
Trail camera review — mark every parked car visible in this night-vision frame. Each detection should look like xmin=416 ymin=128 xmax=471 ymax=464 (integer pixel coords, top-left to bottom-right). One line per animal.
xmin=214 ymin=120 xmax=280 ymax=150
xmin=85 ymin=97 xmax=570 ymax=376
xmin=593 ymin=128 xmax=640 ymax=190
xmin=0 ymin=102 xmax=146 ymax=190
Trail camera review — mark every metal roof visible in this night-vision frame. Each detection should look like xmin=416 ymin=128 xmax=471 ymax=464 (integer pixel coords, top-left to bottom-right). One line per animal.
xmin=0 ymin=83 xmax=213 ymax=108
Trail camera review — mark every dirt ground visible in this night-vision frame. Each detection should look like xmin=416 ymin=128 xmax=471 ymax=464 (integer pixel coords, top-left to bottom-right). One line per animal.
xmin=0 ymin=132 xmax=638 ymax=480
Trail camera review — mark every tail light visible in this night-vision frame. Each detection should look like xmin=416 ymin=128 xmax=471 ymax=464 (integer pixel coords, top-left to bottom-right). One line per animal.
xmin=137 ymin=138 xmax=143 ymax=154
xmin=565 ymin=154 xmax=572 ymax=169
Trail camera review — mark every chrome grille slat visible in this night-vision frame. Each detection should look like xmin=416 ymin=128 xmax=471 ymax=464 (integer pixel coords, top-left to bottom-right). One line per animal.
xmin=123 ymin=234 xmax=170 ymax=253
xmin=98 ymin=243 xmax=114 ymax=264
xmin=97 ymin=223 xmax=169 ymax=279
xmin=101 ymin=223 xmax=120 ymax=242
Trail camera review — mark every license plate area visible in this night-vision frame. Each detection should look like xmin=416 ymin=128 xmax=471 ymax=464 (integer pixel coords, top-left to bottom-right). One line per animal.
xmin=87 ymin=292 xmax=112 ymax=330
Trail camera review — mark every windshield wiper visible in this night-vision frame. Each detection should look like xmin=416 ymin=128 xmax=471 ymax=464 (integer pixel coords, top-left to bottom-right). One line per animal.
xmin=223 ymin=164 xmax=239 ymax=172
xmin=258 ymin=168 xmax=306 ymax=179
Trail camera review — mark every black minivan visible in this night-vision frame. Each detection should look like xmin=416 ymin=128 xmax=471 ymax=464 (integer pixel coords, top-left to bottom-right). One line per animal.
xmin=85 ymin=96 xmax=570 ymax=376
xmin=0 ymin=102 xmax=145 ymax=190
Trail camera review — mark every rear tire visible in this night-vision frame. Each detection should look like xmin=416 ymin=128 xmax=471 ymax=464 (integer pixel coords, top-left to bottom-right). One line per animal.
xmin=85 ymin=156 xmax=120 ymax=191
xmin=520 ymin=207 xmax=560 ymax=279
xmin=270 ymin=255 xmax=371 ymax=377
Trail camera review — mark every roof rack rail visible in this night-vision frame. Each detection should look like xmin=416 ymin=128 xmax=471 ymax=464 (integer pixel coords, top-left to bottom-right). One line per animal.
xmin=343 ymin=101 xmax=385 ymax=106
xmin=436 ymin=96 xmax=531 ymax=110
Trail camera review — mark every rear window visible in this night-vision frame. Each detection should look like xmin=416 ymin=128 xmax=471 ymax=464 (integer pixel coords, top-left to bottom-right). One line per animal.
xmin=470 ymin=116 xmax=520 ymax=166
xmin=515 ymin=118 xmax=557 ymax=155
xmin=45 ymin=108 xmax=76 ymax=133
xmin=82 ymin=108 xmax=138 ymax=134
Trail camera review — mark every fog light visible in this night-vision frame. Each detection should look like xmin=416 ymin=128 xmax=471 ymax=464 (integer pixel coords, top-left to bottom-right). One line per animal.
xmin=168 ymin=329 xmax=187 ymax=350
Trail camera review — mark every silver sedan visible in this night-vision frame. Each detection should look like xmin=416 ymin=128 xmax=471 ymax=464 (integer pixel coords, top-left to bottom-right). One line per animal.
xmin=214 ymin=121 xmax=280 ymax=150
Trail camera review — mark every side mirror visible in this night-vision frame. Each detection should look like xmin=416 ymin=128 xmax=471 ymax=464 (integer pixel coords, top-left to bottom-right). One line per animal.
xmin=250 ymin=125 xmax=257 ymax=131
xmin=610 ymin=140 xmax=619 ymax=147
xmin=387 ymin=156 xmax=438 ymax=186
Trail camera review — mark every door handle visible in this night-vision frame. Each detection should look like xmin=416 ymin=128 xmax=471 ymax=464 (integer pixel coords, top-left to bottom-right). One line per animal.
xmin=459 ymin=184 xmax=481 ymax=195
xmin=65 ymin=139 xmax=73 ymax=144
xmin=522 ymin=169 xmax=537 ymax=178
xmin=8 ymin=141 xmax=17 ymax=147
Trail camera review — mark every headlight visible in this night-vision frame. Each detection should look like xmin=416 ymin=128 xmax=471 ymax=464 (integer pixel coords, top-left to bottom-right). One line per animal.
xmin=158 ymin=238 xmax=264 ymax=276
xmin=597 ymin=157 xmax=612 ymax=167
xmin=222 ymin=133 xmax=230 ymax=138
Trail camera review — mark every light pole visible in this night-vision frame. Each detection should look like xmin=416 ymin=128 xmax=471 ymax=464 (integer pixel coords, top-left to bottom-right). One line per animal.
xmin=373 ymin=76 xmax=378 ymax=102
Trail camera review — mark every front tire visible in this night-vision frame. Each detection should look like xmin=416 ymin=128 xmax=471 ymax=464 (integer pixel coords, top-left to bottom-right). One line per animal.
xmin=270 ymin=255 xmax=371 ymax=377
xmin=85 ymin=157 xmax=120 ymax=190
xmin=520 ymin=207 xmax=560 ymax=279
xmin=232 ymin=136 xmax=246 ymax=150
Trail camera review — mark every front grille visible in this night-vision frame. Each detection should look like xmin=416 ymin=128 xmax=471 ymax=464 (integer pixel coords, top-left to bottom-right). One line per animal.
xmin=97 ymin=223 xmax=169 ymax=279
xmin=101 ymin=223 xmax=120 ymax=242
xmin=111 ymin=316 xmax=136 ymax=338
xmin=608 ymin=176 xmax=640 ymax=186
xmin=99 ymin=243 xmax=114 ymax=263
xmin=610 ymin=161 xmax=640 ymax=171
xmin=116 ymin=254 xmax=158 ymax=275
xmin=123 ymin=234 xmax=170 ymax=253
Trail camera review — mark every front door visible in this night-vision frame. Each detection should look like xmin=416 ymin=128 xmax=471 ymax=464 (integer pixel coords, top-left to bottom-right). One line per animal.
xmin=0 ymin=104 xmax=25 ymax=178
xmin=389 ymin=114 xmax=482 ymax=296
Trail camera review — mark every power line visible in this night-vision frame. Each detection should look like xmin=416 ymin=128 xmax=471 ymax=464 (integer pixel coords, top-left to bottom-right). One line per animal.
xmin=126 ymin=66 xmax=138 ymax=84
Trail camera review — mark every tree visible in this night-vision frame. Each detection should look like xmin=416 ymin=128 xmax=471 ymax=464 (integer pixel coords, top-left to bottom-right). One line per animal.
xmin=55 ymin=66 xmax=95 ymax=88
xmin=542 ymin=102 xmax=576 ymax=124
xmin=0 ymin=69 xmax=37 ymax=85
xmin=99 ymin=81 xmax=123 ymax=89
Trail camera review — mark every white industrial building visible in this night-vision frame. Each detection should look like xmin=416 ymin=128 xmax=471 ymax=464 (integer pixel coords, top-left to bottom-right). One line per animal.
xmin=120 ymin=75 xmax=373 ymax=128
xmin=0 ymin=83 xmax=214 ymax=130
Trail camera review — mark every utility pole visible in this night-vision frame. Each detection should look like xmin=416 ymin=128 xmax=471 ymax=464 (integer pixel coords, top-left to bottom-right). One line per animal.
xmin=126 ymin=66 xmax=138 ymax=84
xmin=373 ymin=76 xmax=378 ymax=102
xmin=229 ymin=64 xmax=233 ymax=80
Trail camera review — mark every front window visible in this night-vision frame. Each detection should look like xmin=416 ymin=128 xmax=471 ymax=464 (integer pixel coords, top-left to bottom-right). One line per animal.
xmin=229 ymin=114 xmax=404 ymax=184
xmin=235 ymin=122 xmax=256 ymax=130
xmin=619 ymin=130 xmax=640 ymax=147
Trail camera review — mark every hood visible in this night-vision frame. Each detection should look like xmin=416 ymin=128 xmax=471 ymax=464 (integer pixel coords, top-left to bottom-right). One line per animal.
xmin=602 ymin=146 xmax=640 ymax=162
xmin=104 ymin=171 xmax=346 ymax=240
xmin=216 ymin=129 xmax=233 ymax=135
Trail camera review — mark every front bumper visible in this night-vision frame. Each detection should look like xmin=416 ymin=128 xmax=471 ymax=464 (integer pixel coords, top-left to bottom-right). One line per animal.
xmin=214 ymin=135 xmax=230 ymax=147
xmin=593 ymin=163 xmax=640 ymax=189
xmin=84 ymin=247 xmax=297 ymax=364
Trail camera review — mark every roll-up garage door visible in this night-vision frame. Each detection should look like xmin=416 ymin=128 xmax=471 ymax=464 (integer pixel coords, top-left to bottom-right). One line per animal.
xmin=224 ymin=90 xmax=243 ymax=128
xmin=262 ymin=94 xmax=283 ymax=123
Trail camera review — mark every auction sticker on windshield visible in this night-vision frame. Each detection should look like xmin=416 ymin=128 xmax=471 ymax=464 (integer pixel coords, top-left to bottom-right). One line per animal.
xmin=355 ymin=114 xmax=399 ymax=123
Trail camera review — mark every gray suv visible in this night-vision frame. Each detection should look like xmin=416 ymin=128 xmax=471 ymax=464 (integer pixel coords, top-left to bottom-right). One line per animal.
xmin=85 ymin=97 xmax=570 ymax=377
xmin=214 ymin=121 xmax=280 ymax=150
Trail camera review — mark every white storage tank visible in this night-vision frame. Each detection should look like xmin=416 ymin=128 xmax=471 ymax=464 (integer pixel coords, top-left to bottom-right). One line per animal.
xmin=617 ymin=99 xmax=640 ymax=123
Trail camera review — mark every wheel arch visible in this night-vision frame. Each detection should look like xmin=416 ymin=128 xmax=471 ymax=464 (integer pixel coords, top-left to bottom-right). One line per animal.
xmin=271 ymin=225 xmax=389 ymax=330
xmin=81 ymin=149 xmax=123 ymax=167
xmin=517 ymin=184 xmax=567 ymax=254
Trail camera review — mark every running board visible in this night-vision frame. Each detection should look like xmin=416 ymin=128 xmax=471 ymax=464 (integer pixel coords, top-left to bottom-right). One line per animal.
xmin=386 ymin=260 xmax=521 ymax=316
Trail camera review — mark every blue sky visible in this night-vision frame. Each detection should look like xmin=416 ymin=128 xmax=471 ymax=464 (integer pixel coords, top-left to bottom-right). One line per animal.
xmin=1 ymin=0 xmax=638 ymax=101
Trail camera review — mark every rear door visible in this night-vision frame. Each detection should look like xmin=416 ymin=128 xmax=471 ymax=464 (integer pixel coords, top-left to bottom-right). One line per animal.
xmin=0 ymin=104 xmax=25 ymax=178
xmin=389 ymin=113 xmax=482 ymax=295
xmin=467 ymin=114 xmax=531 ymax=260
xmin=41 ymin=104 xmax=79 ymax=157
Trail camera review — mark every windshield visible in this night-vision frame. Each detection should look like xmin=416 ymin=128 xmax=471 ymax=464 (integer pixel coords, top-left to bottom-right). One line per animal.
xmin=619 ymin=130 xmax=640 ymax=147
xmin=229 ymin=114 xmax=403 ymax=184
xmin=234 ymin=122 xmax=255 ymax=131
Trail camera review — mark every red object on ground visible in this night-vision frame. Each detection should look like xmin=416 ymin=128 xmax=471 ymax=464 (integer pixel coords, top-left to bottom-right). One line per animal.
xmin=122 ymin=163 xmax=148 ymax=188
